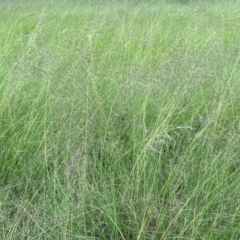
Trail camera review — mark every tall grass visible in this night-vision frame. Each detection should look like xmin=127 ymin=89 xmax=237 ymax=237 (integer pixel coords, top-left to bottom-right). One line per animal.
xmin=1 ymin=0 xmax=240 ymax=239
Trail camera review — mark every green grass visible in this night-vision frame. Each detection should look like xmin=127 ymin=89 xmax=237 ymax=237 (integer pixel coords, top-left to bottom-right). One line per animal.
xmin=1 ymin=0 xmax=240 ymax=239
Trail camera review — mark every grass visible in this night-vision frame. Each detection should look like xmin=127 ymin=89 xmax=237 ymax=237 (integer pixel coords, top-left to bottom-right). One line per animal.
xmin=1 ymin=0 xmax=240 ymax=239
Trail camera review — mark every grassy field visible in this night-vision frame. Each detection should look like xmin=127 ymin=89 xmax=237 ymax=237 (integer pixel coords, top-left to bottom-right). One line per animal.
xmin=1 ymin=0 xmax=240 ymax=239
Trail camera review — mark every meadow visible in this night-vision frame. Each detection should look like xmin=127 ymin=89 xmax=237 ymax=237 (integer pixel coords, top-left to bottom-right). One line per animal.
xmin=1 ymin=0 xmax=240 ymax=239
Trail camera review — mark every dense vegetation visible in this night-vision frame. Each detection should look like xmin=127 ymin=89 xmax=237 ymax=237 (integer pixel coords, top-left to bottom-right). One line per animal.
xmin=1 ymin=0 xmax=240 ymax=239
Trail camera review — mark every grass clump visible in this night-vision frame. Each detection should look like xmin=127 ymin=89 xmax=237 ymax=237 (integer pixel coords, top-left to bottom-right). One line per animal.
xmin=1 ymin=0 xmax=240 ymax=239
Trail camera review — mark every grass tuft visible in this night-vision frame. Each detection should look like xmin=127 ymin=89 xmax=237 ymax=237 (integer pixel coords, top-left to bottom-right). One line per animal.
xmin=1 ymin=0 xmax=240 ymax=239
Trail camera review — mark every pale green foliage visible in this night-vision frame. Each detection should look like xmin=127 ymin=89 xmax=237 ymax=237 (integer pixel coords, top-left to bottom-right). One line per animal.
xmin=1 ymin=0 xmax=240 ymax=239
